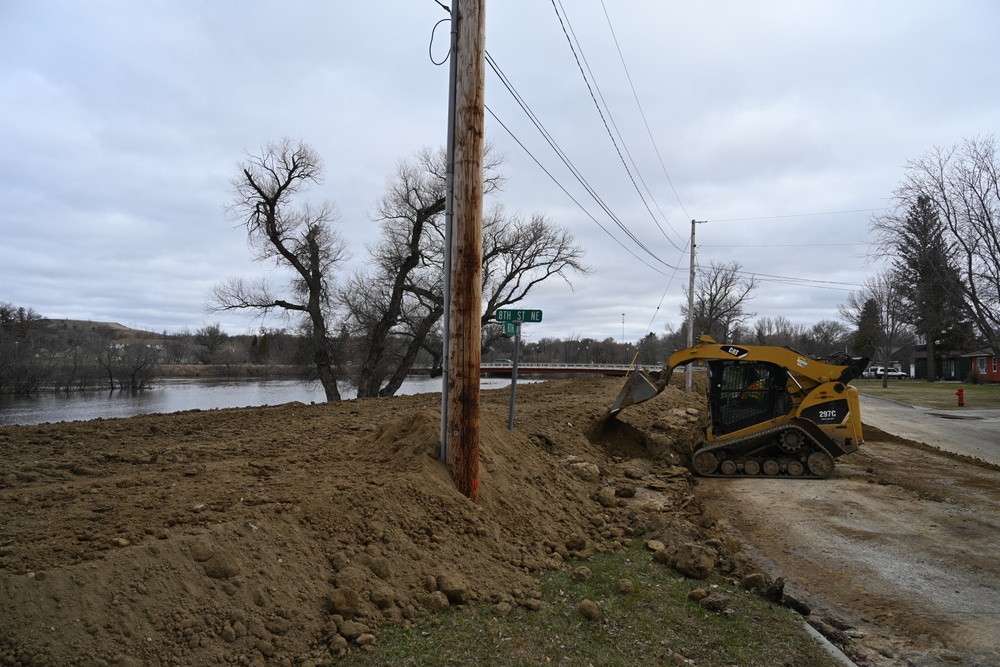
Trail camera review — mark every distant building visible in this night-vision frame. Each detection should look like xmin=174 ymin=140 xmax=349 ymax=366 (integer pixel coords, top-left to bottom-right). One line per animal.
xmin=893 ymin=344 xmax=964 ymax=381
xmin=962 ymin=347 xmax=999 ymax=383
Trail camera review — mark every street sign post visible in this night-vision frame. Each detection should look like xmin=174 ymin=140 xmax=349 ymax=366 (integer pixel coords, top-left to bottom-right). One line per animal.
xmin=494 ymin=309 xmax=543 ymax=323
xmin=492 ymin=309 xmax=542 ymax=430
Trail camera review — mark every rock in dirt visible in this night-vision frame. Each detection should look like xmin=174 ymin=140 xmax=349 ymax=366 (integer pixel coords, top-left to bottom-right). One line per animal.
xmin=436 ymin=573 xmax=471 ymax=604
xmin=742 ymin=572 xmax=768 ymax=594
xmin=761 ymin=576 xmax=785 ymax=603
xmin=672 ymin=543 xmax=716 ymax=579
xmin=687 ymin=588 xmax=709 ymax=602
xmin=203 ymin=554 xmax=240 ymax=579
xmin=327 ymin=587 xmax=362 ymax=618
xmin=419 ymin=591 xmax=450 ymax=612
xmin=809 ymin=618 xmax=849 ymax=644
xmin=614 ymin=482 xmax=637 ymax=497
xmin=616 ymin=579 xmax=635 ymax=594
xmin=577 ymin=599 xmax=600 ymax=620
xmin=338 ymin=619 xmax=369 ymax=641
xmin=699 ymin=593 xmax=730 ymax=613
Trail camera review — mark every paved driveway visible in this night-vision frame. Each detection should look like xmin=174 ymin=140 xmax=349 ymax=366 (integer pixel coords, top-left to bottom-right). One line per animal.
xmin=858 ymin=394 xmax=1000 ymax=466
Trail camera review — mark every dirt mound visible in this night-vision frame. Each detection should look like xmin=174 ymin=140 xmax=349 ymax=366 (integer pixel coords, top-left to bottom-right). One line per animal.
xmin=0 ymin=377 xmax=715 ymax=666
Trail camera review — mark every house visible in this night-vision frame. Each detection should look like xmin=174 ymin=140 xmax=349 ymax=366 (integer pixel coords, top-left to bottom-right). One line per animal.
xmin=893 ymin=344 xmax=966 ymax=380
xmin=962 ymin=347 xmax=1000 ymax=383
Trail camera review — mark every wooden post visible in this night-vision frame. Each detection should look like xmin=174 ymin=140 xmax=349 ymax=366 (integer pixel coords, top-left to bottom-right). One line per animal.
xmin=446 ymin=0 xmax=485 ymax=501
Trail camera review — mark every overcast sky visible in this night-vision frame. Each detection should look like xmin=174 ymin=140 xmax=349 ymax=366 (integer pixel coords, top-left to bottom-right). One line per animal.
xmin=2 ymin=1 xmax=998 ymax=345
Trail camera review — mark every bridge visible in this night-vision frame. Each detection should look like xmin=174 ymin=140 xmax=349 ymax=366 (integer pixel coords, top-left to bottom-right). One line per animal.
xmin=413 ymin=363 xmax=664 ymax=378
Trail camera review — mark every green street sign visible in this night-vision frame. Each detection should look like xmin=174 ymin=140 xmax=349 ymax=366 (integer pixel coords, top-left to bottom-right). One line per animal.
xmin=494 ymin=309 xmax=543 ymax=323
xmin=503 ymin=322 xmax=520 ymax=336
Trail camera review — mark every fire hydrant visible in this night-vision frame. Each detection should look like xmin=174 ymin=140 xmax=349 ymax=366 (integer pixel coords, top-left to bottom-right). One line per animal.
xmin=956 ymin=387 xmax=965 ymax=407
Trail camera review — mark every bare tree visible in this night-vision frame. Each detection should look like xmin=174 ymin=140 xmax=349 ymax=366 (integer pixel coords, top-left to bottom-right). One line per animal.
xmin=882 ymin=136 xmax=1000 ymax=357
xmin=210 ymin=138 xmax=348 ymax=401
xmin=341 ymin=147 xmax=587 ymax=398
xmin=840 ymin=272 xmax=909 ymax=387
xmin=683 ymin=261 xmax=757 ymax=342
xmin=96 ymin=341 xmax=161 ymax=392
xmin=194 ymin=323 xmax=229 ymax=364
xmin=480 ymin=206 xmax=589 ymax=338
xmin=753 ymin=316 xmax=804 ymax=347
xmin=0 ymin=303 xmax=45 ymax=393
xmin=804 ymin=319 xmax=851 ymax=356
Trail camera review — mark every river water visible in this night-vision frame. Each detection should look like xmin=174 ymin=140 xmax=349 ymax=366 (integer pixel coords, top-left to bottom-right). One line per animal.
xmin=0 ymin=376 xmax=523 ymax=427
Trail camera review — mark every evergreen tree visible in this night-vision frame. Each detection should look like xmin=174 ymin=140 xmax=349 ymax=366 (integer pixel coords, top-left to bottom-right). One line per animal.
xmin=891 ymin=196 xmax=969 ymax=380
xmin=852 ymin=298 xmax=881 ymax=360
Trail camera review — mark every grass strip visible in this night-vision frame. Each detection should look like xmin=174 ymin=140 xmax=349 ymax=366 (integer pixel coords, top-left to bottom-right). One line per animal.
xmin=856 ymin=379 xmax=1000 ymax=409
xmin=340 ymin=543 xmax=841 ymax=666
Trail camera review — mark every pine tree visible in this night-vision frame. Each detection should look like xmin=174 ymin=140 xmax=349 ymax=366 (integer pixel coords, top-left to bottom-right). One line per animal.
xmin=852 ymin=298 xmax=881 ymax=360
xmin=892 ymin=196 xmax=969 ymax=380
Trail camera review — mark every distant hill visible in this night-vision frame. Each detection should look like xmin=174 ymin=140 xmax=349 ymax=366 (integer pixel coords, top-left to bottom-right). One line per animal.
xmin=36 ymin=319 xmax=165 ymax=340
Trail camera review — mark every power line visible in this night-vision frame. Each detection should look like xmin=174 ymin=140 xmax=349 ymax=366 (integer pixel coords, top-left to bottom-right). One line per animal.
xmin=735 ymin=269 xmax=863 ymax=289
xmin=549 ymin=0 xmax=685 ymax=252
xmin=485 ymin=105 xmax=674 ymax=276
xmin=433 ymin=4 xmax=864 ymax=303
xmin=433 ymin=0 xmax=689 ymax=273
xmin=709 ymin=209 xmax=885 ymax=223
xmin=485 ymin=53 xmax=682 ymax=272
xmin=431 ymin=1 xmax=681 ymax=273
xmin=599 ymin=0 xmax=690 ymax=222
xmin=704 ymin=243 xmax=866 ymax=248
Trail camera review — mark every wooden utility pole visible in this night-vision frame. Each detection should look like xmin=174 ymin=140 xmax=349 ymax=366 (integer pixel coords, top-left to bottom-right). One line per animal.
xmin=446 ymin=0 xmax=485 ymax=501
xmin=687 ymin=220 xmax=706 ymax=393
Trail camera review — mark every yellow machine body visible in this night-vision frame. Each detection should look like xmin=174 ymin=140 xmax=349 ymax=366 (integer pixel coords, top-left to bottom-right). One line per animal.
xmin=611 ymin=335 xmax=868 ymax=478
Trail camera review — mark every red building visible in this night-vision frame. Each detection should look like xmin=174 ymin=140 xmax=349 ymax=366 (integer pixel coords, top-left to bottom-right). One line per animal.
xmin=963 ymin=347 xmax=1000 ymax=383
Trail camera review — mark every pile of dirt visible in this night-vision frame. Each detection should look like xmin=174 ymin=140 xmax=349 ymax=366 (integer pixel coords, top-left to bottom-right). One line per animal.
xmin=1 ymin=376 xmax=742 ymax=667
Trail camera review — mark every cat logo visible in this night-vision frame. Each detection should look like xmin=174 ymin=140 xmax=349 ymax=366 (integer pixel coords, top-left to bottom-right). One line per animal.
xmin=722 ymin=346 xmax=749 ymax=359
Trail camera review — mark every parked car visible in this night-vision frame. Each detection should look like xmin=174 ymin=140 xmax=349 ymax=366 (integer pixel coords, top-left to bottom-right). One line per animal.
xmin=864 ymin=366 xmax=908 ymax=379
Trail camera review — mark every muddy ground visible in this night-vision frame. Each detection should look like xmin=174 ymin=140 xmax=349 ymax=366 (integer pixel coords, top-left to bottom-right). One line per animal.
xmin=1 ymin=376 xmax=998 ymax=666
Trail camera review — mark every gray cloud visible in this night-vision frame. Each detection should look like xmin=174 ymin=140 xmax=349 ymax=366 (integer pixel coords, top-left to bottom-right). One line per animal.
xmin=1 ymin=0 xmax=997 ymax=345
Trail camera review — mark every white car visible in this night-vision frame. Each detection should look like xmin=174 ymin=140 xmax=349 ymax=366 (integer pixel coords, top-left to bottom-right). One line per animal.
xmin=865 ymin=366 xmax=907 ymax=379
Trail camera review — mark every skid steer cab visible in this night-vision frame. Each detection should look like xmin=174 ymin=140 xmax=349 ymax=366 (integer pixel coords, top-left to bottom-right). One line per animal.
xmin=610 ymin=335 xmax=868 ymax=479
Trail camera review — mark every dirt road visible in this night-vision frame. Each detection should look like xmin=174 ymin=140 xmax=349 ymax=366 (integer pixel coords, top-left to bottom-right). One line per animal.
xmin=697 ymin=407 xmax=1000 ymax=666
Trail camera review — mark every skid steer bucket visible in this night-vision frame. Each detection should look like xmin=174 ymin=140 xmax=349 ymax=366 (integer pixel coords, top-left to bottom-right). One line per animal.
xmin=609 ymin=369 xmax=668 ymax=417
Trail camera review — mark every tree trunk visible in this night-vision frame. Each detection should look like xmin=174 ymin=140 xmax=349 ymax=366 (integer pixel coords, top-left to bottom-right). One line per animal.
xmin=926 ymin=337 xmax=937 ymax=382
xmin=312 ymin=318 xmax=341 ymax=401
xmin=355 ymin=199 xmax=444 ymax=399
xmin=379 ymin=305 xmax=444 ymax=397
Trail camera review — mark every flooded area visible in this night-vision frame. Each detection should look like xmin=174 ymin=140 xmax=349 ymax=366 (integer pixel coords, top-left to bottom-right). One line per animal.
xmin=0 ymin=376 xmax=523 ymax=426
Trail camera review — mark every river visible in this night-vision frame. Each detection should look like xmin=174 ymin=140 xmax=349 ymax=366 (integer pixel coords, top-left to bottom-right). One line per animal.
xmin=0 ymin=376 xmax=524 ymax=427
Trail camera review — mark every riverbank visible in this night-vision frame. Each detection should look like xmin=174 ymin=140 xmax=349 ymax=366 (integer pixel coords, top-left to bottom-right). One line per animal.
xmin=159 ymin=363 xmax=306 ymax=379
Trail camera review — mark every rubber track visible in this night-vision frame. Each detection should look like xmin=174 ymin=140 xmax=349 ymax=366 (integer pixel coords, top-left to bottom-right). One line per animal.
xmin=692 ymin=424 xmax=836 ymax=479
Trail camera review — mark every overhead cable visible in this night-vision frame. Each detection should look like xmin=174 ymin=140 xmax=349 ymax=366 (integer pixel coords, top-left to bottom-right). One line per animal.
xmin=550 ymin=0 xmax=685 ymax=252
xmin=599 ymin=0 xmax=690 ymax=223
